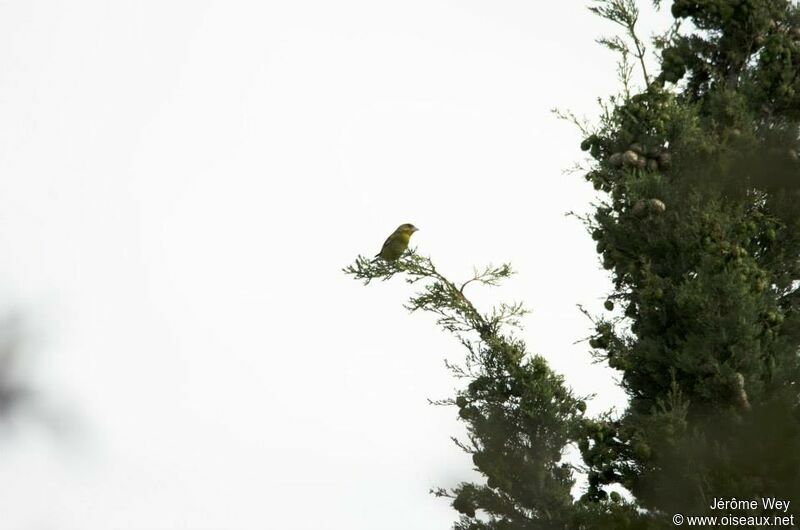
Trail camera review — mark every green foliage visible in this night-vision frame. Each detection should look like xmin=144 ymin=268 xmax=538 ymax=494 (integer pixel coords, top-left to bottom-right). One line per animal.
xmin=579 ymin=0 xmax=800 ymax=520
xmin=345 ymin=252 xmax=585 ymax=527
xmin=348 ymin=0 xmax=800 ymax=527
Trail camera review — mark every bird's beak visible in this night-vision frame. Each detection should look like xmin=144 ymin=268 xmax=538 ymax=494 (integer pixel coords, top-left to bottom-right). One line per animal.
xmin=413 ymin=226 xmax=419 ymax=232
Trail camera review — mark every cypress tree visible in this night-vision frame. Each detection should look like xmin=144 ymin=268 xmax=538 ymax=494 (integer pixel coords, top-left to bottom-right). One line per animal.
xmin=347 ymin=1 xmax=800 ymax=527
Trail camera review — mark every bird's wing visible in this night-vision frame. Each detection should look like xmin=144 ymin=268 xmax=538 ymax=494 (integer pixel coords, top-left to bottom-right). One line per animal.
xmin=376 ymin=233 xmax=394 ymax=257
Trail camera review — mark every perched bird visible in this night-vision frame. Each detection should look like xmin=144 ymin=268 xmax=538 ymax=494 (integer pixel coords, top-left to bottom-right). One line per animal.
xmin=375 ymin=223 xmax=419 ymax=262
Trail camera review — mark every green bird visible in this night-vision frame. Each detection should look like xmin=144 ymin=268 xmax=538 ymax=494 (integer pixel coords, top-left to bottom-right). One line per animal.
xmin=375 ymin=223 xmax=419 ymax=262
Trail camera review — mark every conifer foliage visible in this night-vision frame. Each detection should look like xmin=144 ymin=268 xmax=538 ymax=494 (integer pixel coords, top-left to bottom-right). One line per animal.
xmin=347 ymin=1 xmax=800 ymax=527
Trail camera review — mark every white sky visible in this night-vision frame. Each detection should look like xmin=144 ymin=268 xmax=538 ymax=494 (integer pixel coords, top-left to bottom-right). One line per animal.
xmin=0 ymin=2 xmax=672 ymax=529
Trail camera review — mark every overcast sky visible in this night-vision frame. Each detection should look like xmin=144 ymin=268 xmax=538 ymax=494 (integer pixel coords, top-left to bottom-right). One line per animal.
xmin=0 ymin=2 xmax=672 ymax=529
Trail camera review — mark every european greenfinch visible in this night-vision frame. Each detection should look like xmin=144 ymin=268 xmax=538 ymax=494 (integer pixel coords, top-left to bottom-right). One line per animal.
xmin=375 ymin=223 xmax=419 ymax=262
